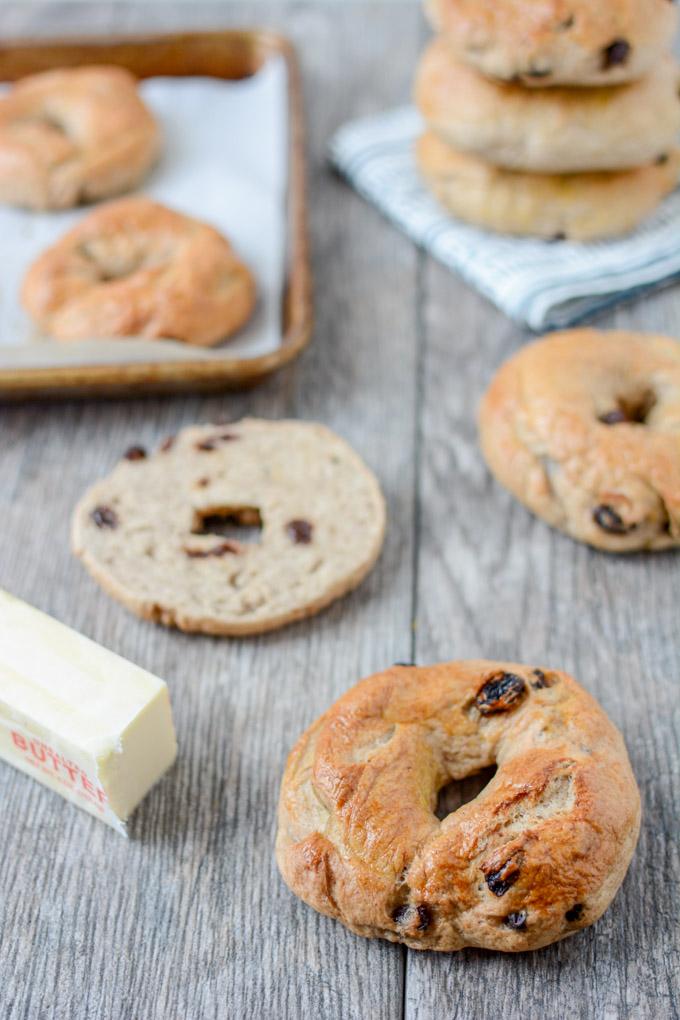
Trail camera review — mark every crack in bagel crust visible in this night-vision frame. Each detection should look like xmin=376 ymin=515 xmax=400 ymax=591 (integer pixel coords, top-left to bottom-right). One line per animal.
xmin=479 ymin=329 xmax=680 ymax=552
xmin=275 ymin=660 xmax=641 ymax=952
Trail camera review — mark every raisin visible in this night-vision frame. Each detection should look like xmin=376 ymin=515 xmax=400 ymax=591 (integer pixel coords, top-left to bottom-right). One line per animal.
xmin=505 ymin=911 xmax=527 ymax=931
xmin=124 ymin=445 xmax=146 ymax=461
xmin=557 ymin=15 xmax=575 ymax=30
xmin=565 ymin=904 xmax=584 ymax=923
xmin=599 ymin=409 xmax=628 ymax=425
xmin=185 ymin=541 xmax=240 ymax=558
xmin=656 ymin=153 xmax=670 ymax=166
xmin=593 ymin=505 xmax=635 ymax=535
xmin=602 ymin=39 xmax=630 ymax=69
xmin=195 ymin=432 xmax=239 ymax=452
xmin=526 ymin=66 xmax=552 ymax=78
xmin=416 ymin=905 xmax=432 ymax=931
xmin=531 ymin=669 xmax=556 ymax=690
xmin=483 ymin=857 xmax=521 ymax=897
xmin=286 ymin=519 xmax=313 ymax=544
xmin=476 ymin=673 xmax=527 ymax=715
xmin=196 ymin=477 xmax=210 ymax=488
xmin=91 ymin=506 xmax=118 ymax=529
xmin=391 ymin=905 xmax=410 ymax=925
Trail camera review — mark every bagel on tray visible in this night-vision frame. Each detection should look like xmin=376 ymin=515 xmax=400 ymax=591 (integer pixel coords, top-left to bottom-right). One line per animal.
xmin=21 ymin=197 xmax=256 ymax=346
xmin=0 ymin=66 xmax=160 ymax=210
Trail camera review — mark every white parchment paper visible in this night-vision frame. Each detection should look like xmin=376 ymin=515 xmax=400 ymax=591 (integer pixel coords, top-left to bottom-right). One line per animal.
xmin=0 ymin=56 xmax=288 ymax=369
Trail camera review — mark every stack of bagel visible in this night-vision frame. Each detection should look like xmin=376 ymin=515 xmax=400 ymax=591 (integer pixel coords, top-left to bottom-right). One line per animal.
xmin=414 ymin=0 xmax=680 ymax=241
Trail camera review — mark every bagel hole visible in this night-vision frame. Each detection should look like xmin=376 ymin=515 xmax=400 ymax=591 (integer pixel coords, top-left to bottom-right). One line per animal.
xmin=435 ymin=766 xmax=497 ymax=821
xmin=599 ymin=388 xmax=657 ymax=426
xmin=191 ymin=506 xmax=262 ymax=545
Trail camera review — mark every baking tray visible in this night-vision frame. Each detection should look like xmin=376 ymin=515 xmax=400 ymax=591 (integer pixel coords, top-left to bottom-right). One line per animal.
xmin=0 ymin=30 xmax=311 ymax=399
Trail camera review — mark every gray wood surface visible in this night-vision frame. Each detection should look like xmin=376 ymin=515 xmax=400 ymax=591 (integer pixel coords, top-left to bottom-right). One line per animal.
xmin=0 ymin=5 xmax=677 ymax=1019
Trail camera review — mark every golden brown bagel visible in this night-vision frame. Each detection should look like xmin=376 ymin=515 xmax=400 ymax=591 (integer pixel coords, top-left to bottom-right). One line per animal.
xmin=415 ymin=38 xmax=680 ymax=174
xmin=416 ymin=132 xmax=680 ymax=241
xmin=21 ymin=197 xmax=256 ymax=346
xmin=0 ymin=66 xmax=160 ymax=210
xmin=276 ymin=660 xmax=640 ymax=952
xmin=479 ymin=329 xmax=680 ymax=551
xmin=426 ymin=0 xmax=679 ymax=88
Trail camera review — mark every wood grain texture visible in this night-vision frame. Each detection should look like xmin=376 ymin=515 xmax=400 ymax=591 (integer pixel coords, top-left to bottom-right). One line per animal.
xmin=0 ymin=4 xmax=678 ymax=1020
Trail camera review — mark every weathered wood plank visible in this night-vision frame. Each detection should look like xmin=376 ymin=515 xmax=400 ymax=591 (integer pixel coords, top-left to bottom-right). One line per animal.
xmin=405 ymin=258 xmax=680 ymax=1019
xmin=0 ymin=4 xmax=424 ymax=1018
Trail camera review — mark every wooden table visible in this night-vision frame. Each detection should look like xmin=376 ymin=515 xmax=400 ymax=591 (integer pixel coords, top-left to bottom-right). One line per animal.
xmin=1 ymin=5 xmax=678 ymax=1018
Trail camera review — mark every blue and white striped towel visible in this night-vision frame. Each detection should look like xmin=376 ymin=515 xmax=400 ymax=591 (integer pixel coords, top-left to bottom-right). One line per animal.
xmin=329 ymin=106 xmax=680 ymax=332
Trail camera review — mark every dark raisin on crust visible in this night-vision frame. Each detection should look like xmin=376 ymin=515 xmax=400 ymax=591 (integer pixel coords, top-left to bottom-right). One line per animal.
xmin=416 ymin=905 xmax=432 ymax=931
xmin=91 ymin=506 xmax=118 ymax=529
xmin=124 ymin=445 xmax=147 ymax=461
xmin=556 ymin=15 xmax=575 ymax=30
xmin=599 ymin=409 xmax=629 ymax=425
xmin=185 ymin=541 xmax=240 ymax=558
xmin=505 ymin=910 xmax=528 ymax=931
xmin=656 ymin=154 xmax=670 ymax=166
xmin=602 ymin=39 xmax=631 ymax=69
xmin=565 ymin=903 xmax=584 ymax=923
xmin=391 ymin=905 xmax=410 ymax=925
xmin=391 ymin=903 xmax=432 ymax=931
xmin=286 ymin=519 xmax=314 ymax=544
xmin=531 ymin=668 xmax=557 ymax=690
xmin=476 ymin=673 xmax=527 ymax=715
xmin=483 ymin=857 xmax=521 ymax=897
xmin=593 ymin=505 xmax=636 ymax=535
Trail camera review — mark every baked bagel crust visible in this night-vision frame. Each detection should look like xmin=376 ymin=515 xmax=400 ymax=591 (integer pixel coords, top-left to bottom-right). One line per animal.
xmin=426 ymin=0 xmax=679 ymax=88
xmin=415 ymin=39 xmax=680 ymax=174
xmin=0 ymin=66 xmax=160 ymax=210
xmin=479 ymin=329 xmax=680 ymax=551
xmin=21 ymin=197 xmax=256 ymax=346
xmin=276 ymin=661 xmax=640 ymax=952
xmin=416 ymin=132 xmax=680 ymax=241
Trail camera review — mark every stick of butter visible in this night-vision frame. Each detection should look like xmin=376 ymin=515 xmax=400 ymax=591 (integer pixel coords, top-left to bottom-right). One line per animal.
xmin=0 ymin=588 xmax=177 ymax=835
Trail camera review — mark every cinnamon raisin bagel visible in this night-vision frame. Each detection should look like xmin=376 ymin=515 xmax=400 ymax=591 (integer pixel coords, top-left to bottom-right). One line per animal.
xmin=416 ymin=132 xmax=680 ymax=241
xmin=276 ymin=660 xmax=640 ymax=952
xmin=0 ymin=66 xmax=160 ymax=210
xmin=21 ymin=197 xmax=256 ymax=346
xmin=426 ymin=0 xmax=679 ymax=88
xmin=479 ymin=329 xmax=680 ymax=551
xmin=415 ymin=38 xmax=680 ymax=174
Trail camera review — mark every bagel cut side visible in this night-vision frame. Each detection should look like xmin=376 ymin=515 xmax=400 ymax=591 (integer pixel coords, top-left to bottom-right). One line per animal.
xmin=276 ymin=660 xmax=640 ymax=952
